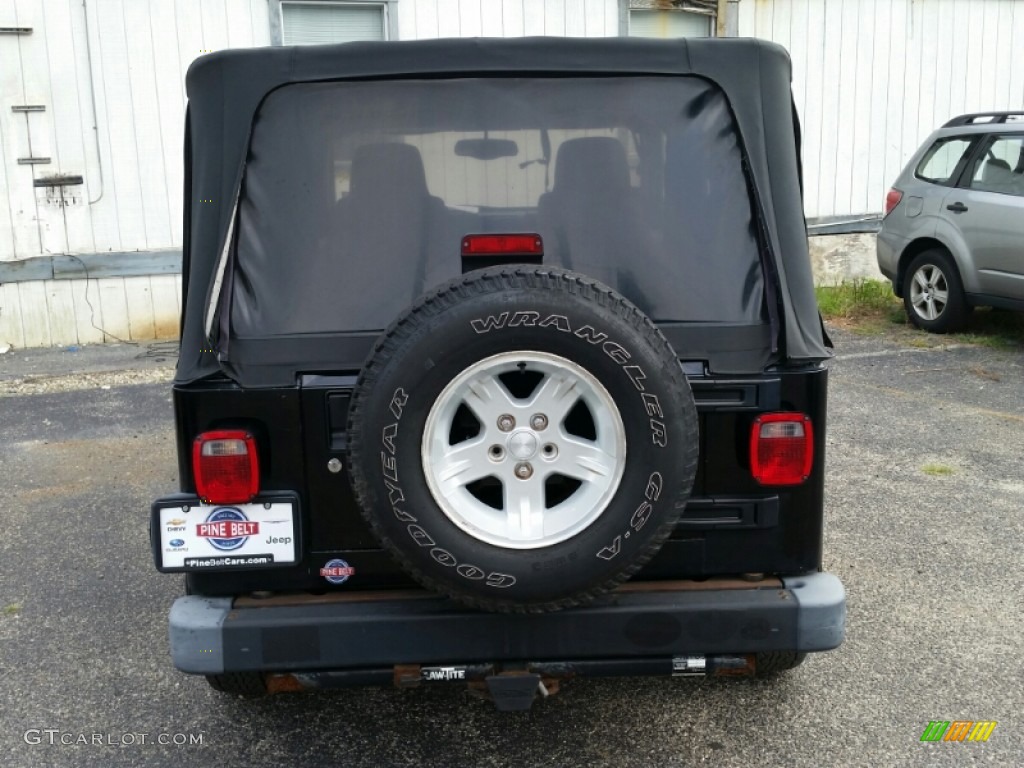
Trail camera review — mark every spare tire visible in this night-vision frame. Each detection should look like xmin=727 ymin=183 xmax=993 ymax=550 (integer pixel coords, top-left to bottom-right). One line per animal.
xmin=347 ymin=266 xmax=698 ymax=612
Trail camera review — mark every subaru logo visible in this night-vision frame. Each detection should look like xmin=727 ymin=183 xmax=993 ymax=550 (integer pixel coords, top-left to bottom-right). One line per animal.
xmin=169 ymin=539 xmax=185 ymax=547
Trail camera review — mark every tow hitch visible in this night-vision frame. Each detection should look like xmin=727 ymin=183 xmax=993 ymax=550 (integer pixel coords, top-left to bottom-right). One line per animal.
xmin=395 ymin=664 xmax=558 ymax=711
xmin=477 ymin=672 xmax=548 ymax=712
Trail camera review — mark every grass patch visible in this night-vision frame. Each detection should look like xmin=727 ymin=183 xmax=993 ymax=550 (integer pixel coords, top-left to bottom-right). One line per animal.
xmin=816 ymin=280 xmax=901 ymax=319
xmin=948 ymin=309 xmax=1024 ymax=348
xmin=2 ymin=603 xmax=21 ymax=616
xmin=817 ymin=279 xmax=1024 ymax=347
xmin=921 ymin=464 xmax=955 ymax=477
xmin=816 ymin=280 xmax=905 ymax=335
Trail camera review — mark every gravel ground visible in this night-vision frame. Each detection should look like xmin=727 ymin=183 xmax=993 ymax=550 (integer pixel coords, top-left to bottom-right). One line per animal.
xmin=0 ymin=340 xmax=176 ymax=396
xmin=0 ymin=329 xmax=1021 ymax=767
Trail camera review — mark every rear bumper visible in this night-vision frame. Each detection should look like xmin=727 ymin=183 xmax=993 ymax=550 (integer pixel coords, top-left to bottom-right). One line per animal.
xmin=169 ymin=573 xmax=845 ymax=676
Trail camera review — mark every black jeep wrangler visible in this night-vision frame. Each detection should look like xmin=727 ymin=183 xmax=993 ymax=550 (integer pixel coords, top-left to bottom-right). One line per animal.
xmin=152 ymin=36 xmax=844 ymax=710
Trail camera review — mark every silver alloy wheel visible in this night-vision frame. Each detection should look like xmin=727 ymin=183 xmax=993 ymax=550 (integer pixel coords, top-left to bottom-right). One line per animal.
xmin=422 ymin=351 xmax=626 ymax=550
xmin=910 ymin=263 xmax=950 ymax=321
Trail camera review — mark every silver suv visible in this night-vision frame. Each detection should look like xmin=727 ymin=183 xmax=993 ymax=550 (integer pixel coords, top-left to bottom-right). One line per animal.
xmin=877 ymin=112 xmax=1024 ymax=332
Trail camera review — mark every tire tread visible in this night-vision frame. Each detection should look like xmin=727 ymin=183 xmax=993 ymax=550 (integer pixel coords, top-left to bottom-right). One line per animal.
xmin=754 ymin=651 xmax=807 ymax=676
xmin=205 ymin=672 xmax=267 ymax=696
xmin=348 ymin=266 xmax=698 ymax=613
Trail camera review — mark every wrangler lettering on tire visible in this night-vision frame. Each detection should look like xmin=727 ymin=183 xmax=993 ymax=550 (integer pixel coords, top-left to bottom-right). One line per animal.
xmin=348 ymin=267 xmax=698 ymax=612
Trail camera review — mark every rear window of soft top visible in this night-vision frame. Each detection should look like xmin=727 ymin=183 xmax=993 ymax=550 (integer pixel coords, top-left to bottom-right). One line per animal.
xmin=231 ymin=76 xmax=766 ymax=336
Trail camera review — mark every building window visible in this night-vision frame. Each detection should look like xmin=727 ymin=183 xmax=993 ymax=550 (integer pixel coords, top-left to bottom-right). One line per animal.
xmin=279 ymin=1 xmax=389 ymax=45
xmin=626 ymin=2 xmax=715 ymax=39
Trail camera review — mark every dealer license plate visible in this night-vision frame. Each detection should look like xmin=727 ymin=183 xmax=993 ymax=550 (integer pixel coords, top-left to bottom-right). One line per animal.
xmin=157 ymin=500 xmax=297 ymax=570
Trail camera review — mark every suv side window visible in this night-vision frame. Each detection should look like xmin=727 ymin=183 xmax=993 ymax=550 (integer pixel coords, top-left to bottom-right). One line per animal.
xmin=915 ymin=136 xmax=974 ymax=184
xmin=967 ymin=135 xmax=1024 ymax=197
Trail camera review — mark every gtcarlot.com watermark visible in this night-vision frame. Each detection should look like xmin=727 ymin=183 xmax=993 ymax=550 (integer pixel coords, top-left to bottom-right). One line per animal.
xmin=24 ymin=730 xmax=204 ymax=747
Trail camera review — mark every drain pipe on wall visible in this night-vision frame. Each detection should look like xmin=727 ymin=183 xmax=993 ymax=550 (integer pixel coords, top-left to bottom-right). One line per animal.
xmin=82 ymin=0 xmax=105 ymax=205
xmin=717 ymin=0 xmax=739 ymax=37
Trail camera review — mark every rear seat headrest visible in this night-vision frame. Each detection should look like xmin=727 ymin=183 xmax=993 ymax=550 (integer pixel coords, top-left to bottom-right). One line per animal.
xmin=552 ymin=137 xmax=631 ymax=194
xmin=350 ymin=143 xmax=430 ymax=200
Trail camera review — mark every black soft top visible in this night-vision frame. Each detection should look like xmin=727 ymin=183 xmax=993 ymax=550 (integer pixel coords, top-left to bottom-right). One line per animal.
xmin=178 ymin=36 xmax=830 ymax=385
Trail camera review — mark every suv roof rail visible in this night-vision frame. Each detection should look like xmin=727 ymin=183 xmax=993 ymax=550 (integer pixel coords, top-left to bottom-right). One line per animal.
xmin=942 ymin=111 xmax=1024 ymax=128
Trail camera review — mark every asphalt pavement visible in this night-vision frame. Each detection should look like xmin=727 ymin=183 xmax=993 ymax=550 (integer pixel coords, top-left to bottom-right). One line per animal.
xmin=0 ymin=330 xmax=1021 ymax=767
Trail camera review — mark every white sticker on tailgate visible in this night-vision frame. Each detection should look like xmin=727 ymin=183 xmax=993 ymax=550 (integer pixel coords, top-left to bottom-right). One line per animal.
xmin=159 ymin=502 xmax=296 ymax=569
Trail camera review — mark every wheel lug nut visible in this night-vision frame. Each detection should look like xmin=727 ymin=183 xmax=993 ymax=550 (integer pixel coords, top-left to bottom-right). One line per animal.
xmin=530 ymin=413 xmax=548 ymax=431
xmin=497 ymin=414 xmax=515 ymax=432
xmin=514 ymin=462 xmax=533 ymax=479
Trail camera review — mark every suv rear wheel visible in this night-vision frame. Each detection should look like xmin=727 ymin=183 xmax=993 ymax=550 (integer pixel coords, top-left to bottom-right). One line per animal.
xmin=903 ymin=249 xmax=971 ymax=333
xmin=205 ymin=673 xmax=267 ymax=696
xmin=754 ymin=651 xmax=807 ymax=676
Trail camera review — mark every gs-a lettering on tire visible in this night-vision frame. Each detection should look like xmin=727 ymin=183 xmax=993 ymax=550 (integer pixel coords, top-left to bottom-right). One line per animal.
xmin=347 ymin=267 xmax=698 ymax=612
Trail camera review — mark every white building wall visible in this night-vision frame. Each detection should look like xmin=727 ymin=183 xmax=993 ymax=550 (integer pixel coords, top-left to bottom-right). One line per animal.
xmin=738 ymin=0 xmax=1024 ymax=219
xmin=0 ymin=0 xmax=271 ymax=348
xmin=0 ymin=0 xmax=273 ymax=262
xmin=2 ymin=0 xmax=1023 ymax=348
xmin=395 ymin=0 xmax=618 ymax=39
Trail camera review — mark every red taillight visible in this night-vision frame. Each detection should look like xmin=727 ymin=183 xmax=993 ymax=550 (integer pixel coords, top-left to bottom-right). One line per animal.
xmin=461 ymin=233 xmax=543 ymax=257
xmin=193 ymin=430 xmax=259 ymax=504
xmin=750 ymin=413 xmax=814 ymax=486
xmin=884 ymin=188 xmax=903 ymax=216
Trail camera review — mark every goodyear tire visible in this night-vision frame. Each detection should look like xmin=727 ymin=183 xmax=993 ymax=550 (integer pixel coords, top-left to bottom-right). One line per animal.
xmin=348 ymin=267 xmax=698 ymax=612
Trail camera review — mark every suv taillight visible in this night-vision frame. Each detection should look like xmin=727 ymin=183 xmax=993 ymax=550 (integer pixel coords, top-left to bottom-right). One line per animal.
xmin=750 ymin=413 xmax=813 ymax=486
xmin=193 ymin=430 xmax=259 ymax=504
xmin=884 ymin=188 xmax=903 ymax=216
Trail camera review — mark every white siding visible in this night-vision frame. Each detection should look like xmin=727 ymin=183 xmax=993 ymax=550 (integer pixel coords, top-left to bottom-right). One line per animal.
xmin=739 ymin=0 xmax=1024 ymax=218
xmin=0 ymin=0 xmax=272 ymax=265
xmin=0 ymin=0 xmax=269 ymax=347
xmin=0 ymin=1 xmax=44 ymax=258
xmin=0 ymin=273 xmax=180 ymax=348
xmin=398 ymin=0 xmax=617 ymax=39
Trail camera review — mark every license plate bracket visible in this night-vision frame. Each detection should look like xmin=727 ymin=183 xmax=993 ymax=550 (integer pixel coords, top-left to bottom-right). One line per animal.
xmin=152 ymin=493 xmax=300 ymax=573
